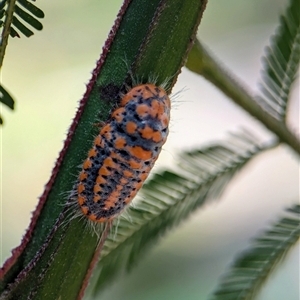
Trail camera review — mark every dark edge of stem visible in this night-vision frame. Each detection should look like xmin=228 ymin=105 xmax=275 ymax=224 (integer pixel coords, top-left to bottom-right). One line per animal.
xmin=0 ymin=211 xmax=68 ymax=299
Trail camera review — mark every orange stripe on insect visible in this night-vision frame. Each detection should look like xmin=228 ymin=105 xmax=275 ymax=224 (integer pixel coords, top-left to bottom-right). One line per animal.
xmin=115 ymin=136 xmax=127 ymax=149
xmin=99 ymin=166 xmax=111 ymax=176
xmin=78 ymin=195 xmax=86 ymax=206
xmin=94 ymin=135 xmax=102 ymax=147
xmin=123 ymin=169 xmax=134 ymax=178
xmin=112 ymin=107 xmax=125 ymax=123
xmin=77 ymin=183 xmax=85 ymax=194
xmin=96 ymin=176 xmax=107 ymax=185
xmin=81 ymin=206 xmax=89 ymax=215
xmin=93 ymin=194 xmax=101 ymax=203
xmin=126 ymin=121 xmax=137 ymax=134
xmin=139 ymin=125 xmax=162 ymax=142
xmin=88 ymin=148 xmax=97 ymax=158
xmin=129 ymin=146 xmax=152 ymax=160
xmin=128 ymin=159 xmax=142 ymax=169
xmin=83 ymin=159 xmax=92 ymax=170
xmin=79 ymin=171 xmax=88 ymax=181
xmin=136 ymin=104 xmax=149 ymax=116
xmin=103 ymin=157 xmax=116 ymax=168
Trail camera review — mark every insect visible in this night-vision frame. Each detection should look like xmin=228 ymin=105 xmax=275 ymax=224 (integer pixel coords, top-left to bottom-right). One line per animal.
xmin=75 ymin=83 xmax=171 ymax=223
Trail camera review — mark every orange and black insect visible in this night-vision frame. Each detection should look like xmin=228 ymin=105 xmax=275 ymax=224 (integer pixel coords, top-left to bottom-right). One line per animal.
xmin=76 ymin=83 xmax=171 ymax=223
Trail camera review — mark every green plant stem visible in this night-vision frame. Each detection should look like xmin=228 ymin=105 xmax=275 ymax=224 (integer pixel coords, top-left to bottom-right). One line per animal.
xmin=0 ymin=0 xmax=17 ymax=68
xmin=186 ymin=40 xmax=300 ymax=156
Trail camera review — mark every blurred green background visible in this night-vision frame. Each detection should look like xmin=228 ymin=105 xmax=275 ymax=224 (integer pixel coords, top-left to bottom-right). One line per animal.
xmin=1 ymin=0 xmax=299 ymax=299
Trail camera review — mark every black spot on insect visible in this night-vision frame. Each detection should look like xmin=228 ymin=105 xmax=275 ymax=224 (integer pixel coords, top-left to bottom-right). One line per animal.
xmin=99 ymin=83 xmax=120 ymax=103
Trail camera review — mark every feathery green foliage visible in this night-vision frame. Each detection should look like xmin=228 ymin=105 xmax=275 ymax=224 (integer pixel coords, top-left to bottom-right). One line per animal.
xmin=1 ymin=0 xmax=299 ymax=298
xmin=0 ymin=0 xmax=44 ymax=38
xmin=258 ymin=0 xmax=300 ymax=121
xmin=0 ymin=0 xmax=44 ymax=124
xmin=210 ymin=204 xmax=300 ymax=300
xmin=185 ymin=0 xmax=300 ymax=155
xmin=89 ymin=132 xmax=277 ymax=296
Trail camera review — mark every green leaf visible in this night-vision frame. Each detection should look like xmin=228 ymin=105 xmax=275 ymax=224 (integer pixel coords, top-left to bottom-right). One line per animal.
xmin=12 ymin=15 xmax=33 ymax=37
xmin=210 ymin=204 xmax=300 ymax=300
xmin=0 ymin=84 xmax=14 ymax=109
xmin=9 ymin=26 xmax=19 ymax=38
xmin=88 ymin=132 xmax=277 ymax=297
xmin=258 ymin=0 xmax=300 ymax=121
xmin=0 ymin=84 xmax=15 ymax=125
xmin=0 ymin=1 xmax=5 ymax=11
xmin=0 ymin=9 xmax=5 ymax=19
xmin=17 ymin=0 xmax=44 ymax=19
xmin=15 ymin=5 xmax=43 ymax=30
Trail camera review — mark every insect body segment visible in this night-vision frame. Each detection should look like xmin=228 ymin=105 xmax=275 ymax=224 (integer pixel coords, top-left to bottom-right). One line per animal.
xmin=77 ymin=84 xmax=171 ymax=222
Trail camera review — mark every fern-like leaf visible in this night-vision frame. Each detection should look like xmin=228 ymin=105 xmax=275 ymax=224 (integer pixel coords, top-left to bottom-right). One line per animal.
xmin=210 ymin=204 xmax=300 ymax=300
xmin=0 ymin=0 xmax=44 ymax=123
xmin=17 ymin=0 xmax=44 ymax=19
xmin=257 ymin=0 xmax=300 ymax=121
xmin=0 ymin=0 xmax=44 ymax=38
xmin=89 ymin=132 xmax=278 ymax=296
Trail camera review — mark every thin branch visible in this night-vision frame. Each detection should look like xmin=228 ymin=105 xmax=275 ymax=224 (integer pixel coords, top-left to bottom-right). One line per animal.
xmin=186 ymin=39 xmax=300 ymax=156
